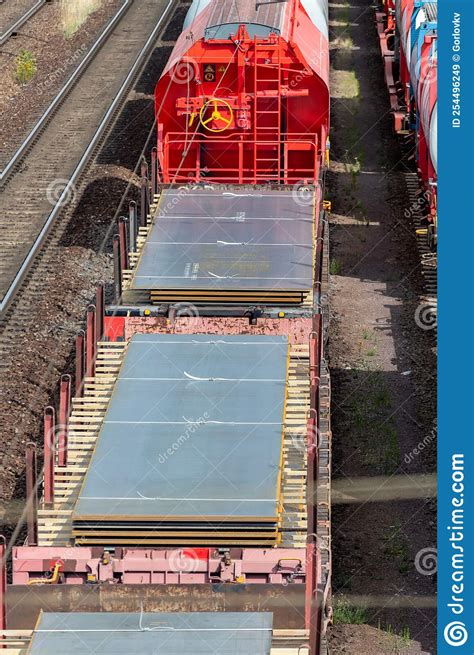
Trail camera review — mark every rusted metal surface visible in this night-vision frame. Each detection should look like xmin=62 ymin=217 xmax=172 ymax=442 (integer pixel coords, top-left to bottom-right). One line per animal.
xmin=125 ymin=317 xmax=313 ymax=344
xmin=95 ymin=286 xmax=105 ymax=343
xmin=58 ymin=375 xmax=71 ymax=467
xmin=6 ymin=584 xmax=305 ymax=630
xmin=129 ymin=202 xmax=138 ymax=253
xmin=113 ymin=234 xmax=122 ymax=301
xmin=118 ymin=217 xmax=129 ymax=272
xmin=75 ymin=331 xmax=85 ymax=397
xmin=85 ymin=305 xmax=96 ymax=377
xmin=43 ymin=407 xmax=55 ymax=506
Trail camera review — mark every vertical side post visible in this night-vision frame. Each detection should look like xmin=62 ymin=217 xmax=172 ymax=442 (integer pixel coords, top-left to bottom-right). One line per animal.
xmin=43 ymin=407 xmax=55 ymax=506
xmin=305 ymin=540 xmax=315 ymax=629
xmin=75 ymin=330 xmax=85 ymax=397
xmin=141 ymin=158 xmax=149 ymax=188
xmin=113 ymin=235 xmax=122 ymax=302
xmin=0 ymin=536 xmax=7 ymax=632
xmin=129 ymin=201 xmax=137 ymax=253
xmin=58 ymin=374 xmax=71 ymax=467
xmin=140 ymin=159 xmax=149 ymax=228
xmin=151 ymin=147 xmax=158 ymax=199
xmin=118 ymin=217 xmax=129 ymax=272
xmin=309 ymin=593 xmax=323 ymax=655
xmin=310 ymin=318 xmax=322 ymax=412
xmin=26 ymin=443 xmax=38 ymax=545
xmin=306 ymin=413 xmax=317 ymax=537
xmin=86 ymin=305 xmax=96 ymax=378
xmin=0 ymin=536 xmax=6 ymax=632
xmin=95 ymin=285 xmax=105 ymax=344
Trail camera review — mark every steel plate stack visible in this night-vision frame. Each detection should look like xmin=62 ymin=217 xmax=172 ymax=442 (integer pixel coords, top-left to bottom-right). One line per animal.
xmin=72 ymin=334 xmax=290 ymax=546
xmin=28 ymin=612 xmax=274 ymax=654
xmin=125 ymin=188 xmax=315 ymax=305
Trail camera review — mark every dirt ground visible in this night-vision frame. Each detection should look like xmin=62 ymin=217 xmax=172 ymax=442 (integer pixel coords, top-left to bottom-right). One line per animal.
xmin=326 ymin=0 xmax=437 ymax=653
xmin=0 ymin=0 xmax=121 ymax=168
xmin=0 ymin=0 xmax=38 ymax=33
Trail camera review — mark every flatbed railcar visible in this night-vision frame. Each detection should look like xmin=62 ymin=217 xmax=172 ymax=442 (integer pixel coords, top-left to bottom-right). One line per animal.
xmin=0 ymin=1 xmax=332 ymax=653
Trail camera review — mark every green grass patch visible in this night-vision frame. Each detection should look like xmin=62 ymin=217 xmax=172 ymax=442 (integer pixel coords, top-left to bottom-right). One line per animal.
xmin=330 ymin=258 xmax=342 ymax=275
xmin=333 ymin=596 xmax=368 ymax=625
xmin=384 ymin=522 xmax=411 ymax=573
xmin=380 ymin=623 xmax=412 ymax=648
xmin=333 ymin=69 xmax=360 ymax=100
xmin=342 ymin=364 xmax=401 ymax=474
xmin=15 ymin=49 xmax=37 ymax=85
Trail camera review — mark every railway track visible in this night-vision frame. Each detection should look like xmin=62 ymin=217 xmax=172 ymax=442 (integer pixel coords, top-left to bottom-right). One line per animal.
xmin=0 ymin=0 xmax=179 ymax=366
xmin=0 ymin=0 xmax=46 ymax=46
xmin=0 ymin=0 xmax=132 ymax=178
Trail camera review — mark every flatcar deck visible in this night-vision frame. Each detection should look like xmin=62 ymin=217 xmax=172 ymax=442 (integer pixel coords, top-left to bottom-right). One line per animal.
xmin=37 ymin=338 xmax=309 ymax=548
xmin=122 ymin=188 xmax=317 ymax=308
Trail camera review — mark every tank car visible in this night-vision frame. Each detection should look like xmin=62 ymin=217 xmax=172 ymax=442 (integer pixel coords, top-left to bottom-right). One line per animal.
xmin=377 ymin=0 xmax=437 ymax=244
xmin=154 ymin=0 xmax=329 ymax=184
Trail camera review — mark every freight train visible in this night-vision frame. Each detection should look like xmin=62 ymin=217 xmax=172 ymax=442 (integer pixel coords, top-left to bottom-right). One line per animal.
xmin=376 ymin=0 xmax=438 ymax=246
xmin=0 ymin=1 xmax=332 ymax=653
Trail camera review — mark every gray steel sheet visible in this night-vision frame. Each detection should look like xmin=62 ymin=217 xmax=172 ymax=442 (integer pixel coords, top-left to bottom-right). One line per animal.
xmin=74 ymin=334 xmax=288 ymax=520
xmin=155 ymin=189 xmax=313 ymax=218
xmin=131 ymin=190 xmax=314 ymax=291
xmin=29 ymin=612 xmax=273 ymax=654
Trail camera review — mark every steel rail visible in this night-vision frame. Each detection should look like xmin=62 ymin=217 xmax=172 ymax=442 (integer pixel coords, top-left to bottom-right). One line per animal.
xmin=0 ymin=0 xmax=132 ymax=183
xmin=0 ymin=0 xmax=46 ymax=46
xmin=0 ymin=0 xmax=175 ymax=318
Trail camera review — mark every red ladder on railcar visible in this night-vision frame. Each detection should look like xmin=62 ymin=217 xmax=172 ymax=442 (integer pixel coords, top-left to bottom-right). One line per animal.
xmin=253 ymin=38 xmax=282 ymax=182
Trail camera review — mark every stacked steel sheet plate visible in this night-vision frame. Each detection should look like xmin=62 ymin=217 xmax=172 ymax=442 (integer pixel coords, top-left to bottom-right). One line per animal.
xmin=28 ymin=612 xmax=274 ymax=654
xmin=72 ymin=334 xmax=290 ymax=545
xmin=126 ymin=188 xmax=315 ymax=304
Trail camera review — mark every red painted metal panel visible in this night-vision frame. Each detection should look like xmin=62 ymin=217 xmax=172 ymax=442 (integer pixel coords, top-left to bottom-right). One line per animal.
xmin=58 ymin=375 xmax=71 ymax=467
xmin=155 ymin=0 xmax=329 ymax=183
xmin=85 ymin=305 xmax=96 ymax=377
xmin=0 ymin=538 xmax=6 ymax=630
xmin=43 ymin=407 xmax=55 ymax=506
xmin=75 ymin=331 xmax=85 ymax=397
xmin=104 ymin=317 xmax=126 ymax=341
xmin=12 ymin=546 xmax=308 ymax=586
xmin=26 ymin=443 xmax=38 ymax=546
